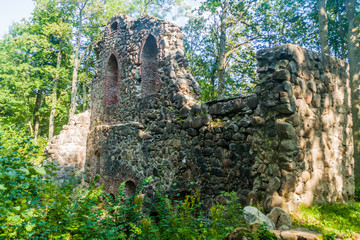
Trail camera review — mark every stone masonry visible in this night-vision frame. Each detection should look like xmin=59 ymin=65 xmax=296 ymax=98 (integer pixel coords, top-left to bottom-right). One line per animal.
xmin=46 ymin=15 xmax=354 ymax=213
xmin=44 ymin=111 xmax=90 ymax=184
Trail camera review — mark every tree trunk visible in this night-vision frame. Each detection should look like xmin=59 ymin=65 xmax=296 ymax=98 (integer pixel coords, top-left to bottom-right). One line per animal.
xmin=49 ymin=40 xmax=62 ymax=139
xmin=217 ymin=0 xmax=229 ymax=99
xmin=82 ymin=50 xmax=92 ymax=111
xmin=33 ymin=91 xmax=42 ymax=142
xmin=28 ymin=120 xmax=33 ymax=136
xmin=318 ymin=0 xmax=330 ymax=54
xmin=337 ymin=0 xmax=346 ymax=61
xmin=69 ymin=9 xmax=83 ymax=121
xmin=346 ymin=0 xmax=360 ymax=184
xmin=82 ymin=81 xmax=87 ymax=111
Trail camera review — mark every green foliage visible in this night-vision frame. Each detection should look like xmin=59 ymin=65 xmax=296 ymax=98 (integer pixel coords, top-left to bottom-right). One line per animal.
xmin=0 ymin=123 xmax=46 ymax=164
xmin=0 ymin=134 xmax=46 ymax=238
xmin=251 ymin=224 xmax=277 ymax=240
xmin=139 ymin=191 xmax=245 ymax=239
xmin=183 ymin=0 xmax=259 ymax=101
xmin=1 ymin=135 xmax=360 ymax=240
xmin=0 ymin=135 xmax=248 ymax=240
xmin=0 ymin=130 xmax=248 ymax=239
xmin=355 ymin=182 xmax=360 ymax=202
xmin=293 ymin=203 xmax=360 ymax=239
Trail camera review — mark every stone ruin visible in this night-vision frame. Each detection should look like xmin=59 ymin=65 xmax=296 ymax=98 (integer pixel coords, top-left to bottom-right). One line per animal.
xmin=46 ymin=14 xmax=355 ymax=213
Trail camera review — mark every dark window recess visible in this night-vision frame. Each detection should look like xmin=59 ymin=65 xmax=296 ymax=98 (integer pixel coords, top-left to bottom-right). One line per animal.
xmin=140 ymin=34 xmax=161 ymax=97
xmin=110 ymin=22 xmax=118 ymax=31
xmin=124 ymin=180 xmax=137 ymax=197
xmin=105 ymin=55 xmax=119 ymax=106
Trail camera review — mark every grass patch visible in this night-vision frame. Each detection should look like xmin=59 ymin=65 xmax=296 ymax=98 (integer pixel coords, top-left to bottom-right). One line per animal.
xmin=292 ymin=202 xmax=360 ymax=239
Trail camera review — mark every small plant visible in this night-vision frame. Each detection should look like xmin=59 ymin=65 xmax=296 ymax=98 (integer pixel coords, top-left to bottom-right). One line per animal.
xmin=251 ymin=224 xmax=277 ymax=240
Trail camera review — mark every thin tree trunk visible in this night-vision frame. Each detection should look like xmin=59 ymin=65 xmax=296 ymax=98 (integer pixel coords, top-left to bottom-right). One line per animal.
xmin=217 ymin=0 xmax=229 ymax=99
xmin=346 ymin=0 xmax=360 ymax=184
xmin=49 ymin=40 xmax=62 ymax=139
xmin=336 ymin=0 xmax=346 ymax=61
xmin=33 ymin=91 xmax=42 ymax=142
xmin=82 ymin=48 xmax=92 ymax=111
xmin=318 ymin=0 xmax=330 ymax=54
xmin=69 ymin=7 xmax=84 ymax=121
xmin=83 ymin=81 xmax=87 ymax=111
xmin=28 ymin=120 xmax=33 ymax=136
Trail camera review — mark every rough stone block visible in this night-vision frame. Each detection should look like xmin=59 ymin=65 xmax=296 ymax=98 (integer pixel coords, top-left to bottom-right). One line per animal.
xmin=277 ymin=123 xmax=296 ymax=139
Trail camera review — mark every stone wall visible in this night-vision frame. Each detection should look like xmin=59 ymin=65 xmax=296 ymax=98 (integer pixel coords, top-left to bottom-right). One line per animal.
xmin=251 ymin=45 xmax=354 ymax=212
xmin=44 ymin=111 xmax=90 ymax=184
xmin=85 ymin=14 xmax=200 ymax=197
xmin=45 ymin=15 xmax=354 ymax=213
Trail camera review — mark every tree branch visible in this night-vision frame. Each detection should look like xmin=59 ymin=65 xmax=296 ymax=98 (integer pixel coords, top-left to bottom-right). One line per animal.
xmin=224 ymin=36 xmax=257 ymax=59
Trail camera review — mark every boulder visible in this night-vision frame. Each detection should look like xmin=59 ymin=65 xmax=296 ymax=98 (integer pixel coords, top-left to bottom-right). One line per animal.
xmin=266 ymin=207 xmax=292 ymax=230
xmin=270 ymin=227 xmax=323 ymax=240
xmin=223 ymin=227 xmax=252 ymax=240
xmin=243 ymin=206 xmax=275 ymax=230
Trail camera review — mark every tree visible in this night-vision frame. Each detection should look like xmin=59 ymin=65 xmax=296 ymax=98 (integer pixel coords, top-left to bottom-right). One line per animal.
xmin=32 ymin=0 xmax=73 ymax=139
xmin=127 ymin=0 xmax=184 ymax=17
xmin=68 ymin=0 xmax=89 ymax=120
xmin=184 ymin=0 xmax=258 ymax=100
xmin=327 ymin=0 xmax=347 ymax=60
xmin=318 ymin=0 xmax=330 ymax=54
xmin=345 ymin=0 xmax=360 ymax=184
xmin=68 ymin=0 xmax=129 ymax=120
xmin=255 ymin=0 xmax=319 ymax=50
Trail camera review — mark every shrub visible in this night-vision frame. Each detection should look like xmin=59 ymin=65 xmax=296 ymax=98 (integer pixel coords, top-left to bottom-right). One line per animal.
xmin=139 ymin=190 xmax=245 ymax=240
xmin=0 ymin=134 xmax=47 ymax=238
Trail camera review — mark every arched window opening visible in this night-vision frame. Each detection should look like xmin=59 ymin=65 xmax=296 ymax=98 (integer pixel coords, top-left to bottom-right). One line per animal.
xmin=140 ymin=34 xmax=160 ymax=97
xmin=110 ymin=21 xmax=118 ymax=32
xmin=105 ymin=55 xmax=119 ymax=106
xmin=124 ymin=180 xmax=137 ymax=197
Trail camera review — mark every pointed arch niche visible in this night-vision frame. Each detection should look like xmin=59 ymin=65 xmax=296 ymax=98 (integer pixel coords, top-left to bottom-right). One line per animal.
xmin=105 ymin=54 xmax=119 ymax=106
xmin=140 ymin=34 xmax=160 ymax=97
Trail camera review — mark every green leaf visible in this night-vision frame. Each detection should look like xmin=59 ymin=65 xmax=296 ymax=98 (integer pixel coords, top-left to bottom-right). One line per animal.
xmin=19 ymin=167 xmax=30 ymax=175
xmin=7 ymin=215 xmax=21 ymax=224
xmin=25 ymin=223 xmax=35 ymax=232
xmin=30 ymin=167 xmax=46 ymax=176
xmin=0 ymin=184 xmax=7 ymax=191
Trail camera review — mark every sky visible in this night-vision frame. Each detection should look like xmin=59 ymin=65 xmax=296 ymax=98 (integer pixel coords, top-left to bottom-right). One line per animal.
xmin=0 ymin=0 xmax=35 ymax=37
xmin=0 ymin=0 xmax=199 ymax=38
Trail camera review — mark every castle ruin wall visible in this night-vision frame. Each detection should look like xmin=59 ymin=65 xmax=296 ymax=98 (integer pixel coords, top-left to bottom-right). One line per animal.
xmin=46 ymin=15 xmax=354 ymax=213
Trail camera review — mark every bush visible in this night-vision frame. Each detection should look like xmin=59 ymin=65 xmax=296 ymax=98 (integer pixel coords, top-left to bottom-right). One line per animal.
xmin=138 ymin=191 xmax=245 ymax=240
xmin=0 ymin=134 xmax=47 ymax=238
